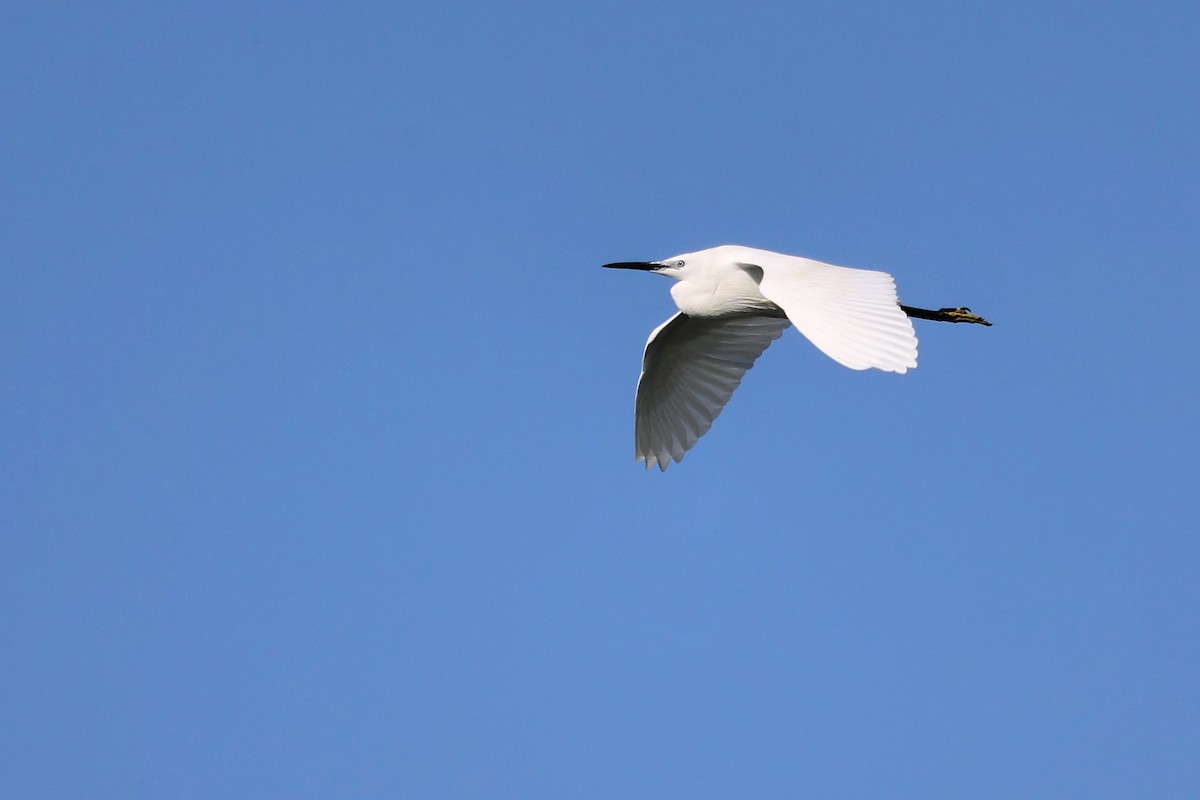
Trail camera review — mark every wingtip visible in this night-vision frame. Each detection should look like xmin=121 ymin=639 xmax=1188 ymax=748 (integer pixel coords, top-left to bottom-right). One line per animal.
xmin=636 ymin=451 xmax=673 ymax=471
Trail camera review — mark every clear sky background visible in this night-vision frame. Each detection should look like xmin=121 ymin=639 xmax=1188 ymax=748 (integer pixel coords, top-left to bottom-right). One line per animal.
xmin=4 ymin=2 xmax=1198 ymax=797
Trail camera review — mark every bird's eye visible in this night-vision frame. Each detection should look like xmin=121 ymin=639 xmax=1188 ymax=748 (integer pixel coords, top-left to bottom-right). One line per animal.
xmin=674 ymin=260 xmax=685 ymax=267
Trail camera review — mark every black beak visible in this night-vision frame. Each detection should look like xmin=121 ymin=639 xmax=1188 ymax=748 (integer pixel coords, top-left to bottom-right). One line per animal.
xmin=602 ymin=261 xmax=661 ymax=271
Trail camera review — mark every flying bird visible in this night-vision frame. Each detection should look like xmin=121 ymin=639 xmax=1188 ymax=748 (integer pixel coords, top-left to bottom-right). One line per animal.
xmin=605 ymin=244 xmax=990 ymax=470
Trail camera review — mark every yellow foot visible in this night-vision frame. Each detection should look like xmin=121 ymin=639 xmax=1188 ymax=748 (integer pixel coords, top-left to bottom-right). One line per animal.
xmin=938 ymin=307 xmax=992 ymax=326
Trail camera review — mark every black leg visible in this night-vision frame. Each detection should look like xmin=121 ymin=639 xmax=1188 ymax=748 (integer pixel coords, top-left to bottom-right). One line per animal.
xmin=900 ymin=305 xmax=992 ymax=326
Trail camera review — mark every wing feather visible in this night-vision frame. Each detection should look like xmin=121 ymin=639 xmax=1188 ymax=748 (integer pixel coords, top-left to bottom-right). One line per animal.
xmin=741 ymin=253 xmax=918 ymax=373
xmin=634 ymin=313 xmax=790 ymax=470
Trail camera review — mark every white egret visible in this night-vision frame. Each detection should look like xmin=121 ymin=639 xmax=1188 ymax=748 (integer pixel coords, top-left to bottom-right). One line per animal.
xmin=605 ymin=245 xmax=990 ymax=470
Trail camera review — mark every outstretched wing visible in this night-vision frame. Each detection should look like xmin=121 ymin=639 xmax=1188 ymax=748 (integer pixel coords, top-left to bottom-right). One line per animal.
xmin=635 ymin=312 xmax=790 ymax=470
xmin=740 ymin=252 xmax=918 ymax=373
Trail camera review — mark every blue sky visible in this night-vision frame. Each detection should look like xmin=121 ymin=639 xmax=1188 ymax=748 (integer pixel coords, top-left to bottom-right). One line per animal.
xmin=3 ymin=1 xmax=1198 ymax=797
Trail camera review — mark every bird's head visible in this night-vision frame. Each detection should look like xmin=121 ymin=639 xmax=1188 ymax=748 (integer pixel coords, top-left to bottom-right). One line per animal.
xmin=602 ymin=250 xmax=709 ymax=280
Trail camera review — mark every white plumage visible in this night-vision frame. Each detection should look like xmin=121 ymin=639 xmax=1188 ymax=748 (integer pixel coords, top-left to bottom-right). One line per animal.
xmin=605 ymin=245 xmax=923 ymax=470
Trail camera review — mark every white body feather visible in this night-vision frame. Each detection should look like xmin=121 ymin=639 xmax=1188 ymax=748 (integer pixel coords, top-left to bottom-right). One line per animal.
xmin=624 ymin=245 xmax=919 ymax=470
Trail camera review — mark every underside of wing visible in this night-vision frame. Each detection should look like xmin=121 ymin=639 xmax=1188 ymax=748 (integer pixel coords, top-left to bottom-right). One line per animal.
xmin=742 ymin=253 xmax=918 ymax=373
xmin=635 ymin=313 xmax=790 ymax=470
